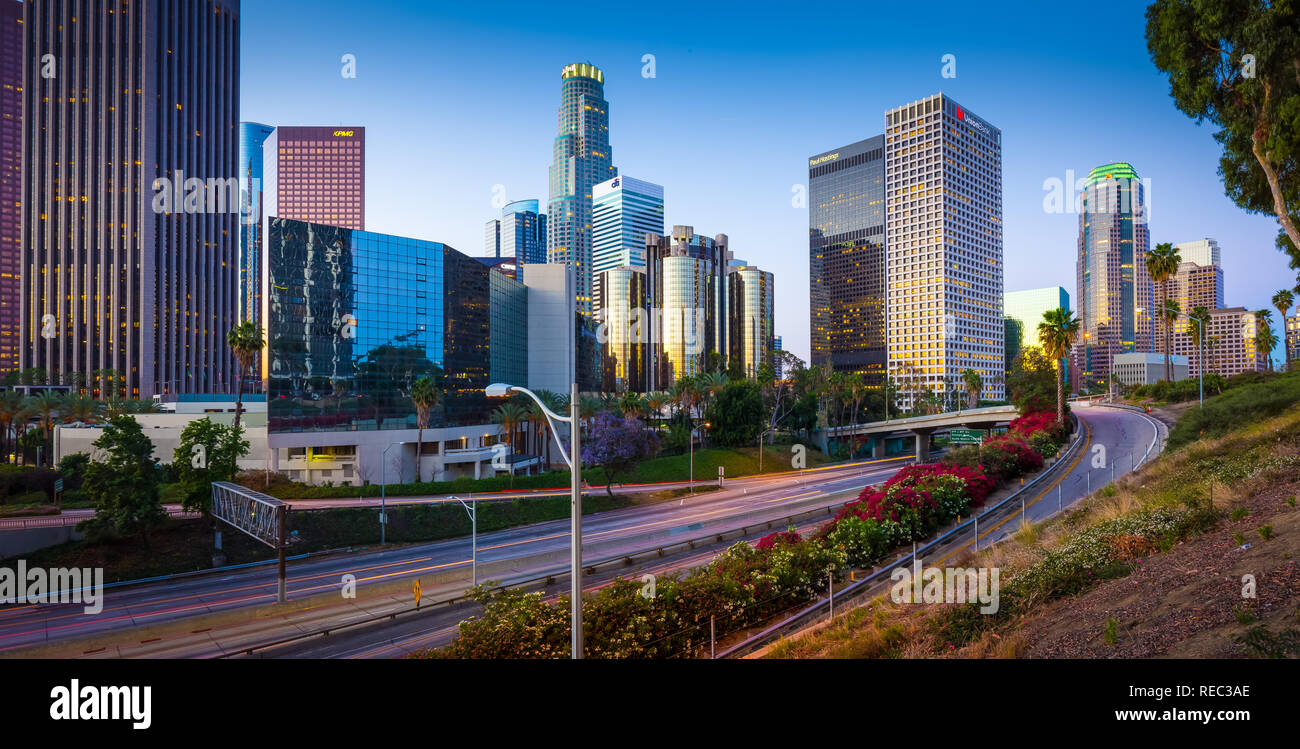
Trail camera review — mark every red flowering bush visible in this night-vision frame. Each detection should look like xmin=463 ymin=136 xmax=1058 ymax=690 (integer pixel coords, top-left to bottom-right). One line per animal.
xmin=755 ymin=527 xmax=802 ymax=550
xmin=883 ymin=463 xmax=995 ymax=506
xmin=978 ymin=435 xmax=1044 ymax=481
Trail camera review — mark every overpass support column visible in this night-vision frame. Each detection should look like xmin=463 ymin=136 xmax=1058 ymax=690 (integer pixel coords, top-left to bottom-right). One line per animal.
xmin=872 ymin=439 xmax=886 ymax=459
xmin=913 ymin=430 xmax=932 ymax=463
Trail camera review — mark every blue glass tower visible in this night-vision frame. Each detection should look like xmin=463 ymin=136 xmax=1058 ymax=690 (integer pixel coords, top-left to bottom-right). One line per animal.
xmin=239 ymin=122 xmax=275 ymax=325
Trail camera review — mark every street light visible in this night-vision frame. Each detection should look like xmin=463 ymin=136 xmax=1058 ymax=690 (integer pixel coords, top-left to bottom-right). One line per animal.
xmin=689 ymin=421 xmax=711 ymax=494
xmin=758 ymin=429 xmax=773 ymax=473
xmin=380 ymin=441 xmax=404 ymax=545
xmin=450 ymin=496 xmax=477 ymax=586
xmin=487 ymin=382 xmax=583 ymax=659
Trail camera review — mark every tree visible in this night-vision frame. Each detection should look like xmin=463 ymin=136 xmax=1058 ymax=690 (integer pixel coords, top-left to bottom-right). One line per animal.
xmin=581 ymin=412 xmax=660 ymax=497
xmin=1158 ymin=297 xmax=1183 ymax=378
xmin=61 ymin=393 xmax=102 ymax=425
xmin=29 ymin=393 xmax=62 ymax=465
xmin=1147 ymin=1 xmax=1300 ymax=263
xmin=0 ymin=390 xmax=25 ymax=464
xmin=1189 ymin=305 xmax=1212 ymax=376
xmin=491 ymin=402 xmax=529 ymax=487
xmin=704 ymin=380 xmax=765 ymax=448
xmin=410 ymin=375 xmax=441 ymax=481
xmin=173 ymin=418 xmax=249 ymax=514
xmin=1255 ymin=309 xmax=1276 ymax=371
xmin=81 ymin=416 xmax=167 ymax=544
xmin=961 ymin=368 xmax=984 ymax=410
xmin=1145 ymin=242 xmax=1182 ymax=382
xmin=1274 ymin=289 xmax=1295 ymax=367
xmin=1037 ymin=306 xmax=1081 ymax=424
xmin=226 ymin=321 xmax=265 ymax=430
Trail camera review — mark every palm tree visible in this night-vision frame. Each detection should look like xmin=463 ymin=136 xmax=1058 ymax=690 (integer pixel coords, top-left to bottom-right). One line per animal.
xmin=1256 ymin=326 xmax=1279 ymax=372
xmin=846 ymin=373 xmax=866 ymax=430
xmin=30 ymin=393 xmax=61 ymax=466
xmin=61 ymin=393 xmax=102 ymax=426
xmin=1158 ymin=297 xmax=1182 ymax=378
xmin=618 ymin=392 xmax=645 ymax=419
xmin=644 ymin=391 xmax=668 ymax=429
xmin=226 ymin=321 xmax=265 ymax=430
xmin=1273 ymin=290 xmax=1294 ymax=368
xmin=410 ymin=376 xmax=440 ymax=481
xmin=1038 ymin=307 xmax=1082 ymax=425
xmin=1254 ymin=309 xmax=1275 ymax=371
xmin=1189 ymin=306 xmax=1211 ymax=378
xmin=961 ymin=368 xmax=983 ymax=410
xmin=491 ymin=402 xmax=529 ymax=486
xmin=1145 ymin=242 xmax=1182 ymax=381
xmin=0 ymin=390 xmax=24 ymax=464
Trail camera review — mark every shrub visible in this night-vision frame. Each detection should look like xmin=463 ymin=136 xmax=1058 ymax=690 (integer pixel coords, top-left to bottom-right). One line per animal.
xmin=755 ymin=527 xmax=801 ymax=550
xmin=824 ymin=515 xmax=890 ymax=567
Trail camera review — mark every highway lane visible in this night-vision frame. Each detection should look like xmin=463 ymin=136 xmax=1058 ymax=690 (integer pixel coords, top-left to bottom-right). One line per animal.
xmin=0 ymin=454 xmax=917 ymax=656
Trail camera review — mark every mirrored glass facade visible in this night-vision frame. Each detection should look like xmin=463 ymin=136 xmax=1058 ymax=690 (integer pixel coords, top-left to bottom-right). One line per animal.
xmin=267 ymin=218 xmax=524 ymax=433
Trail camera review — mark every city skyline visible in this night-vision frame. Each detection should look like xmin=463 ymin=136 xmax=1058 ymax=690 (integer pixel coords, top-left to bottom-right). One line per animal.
xmin=240 ymin=0 xmax=1295 ymax=369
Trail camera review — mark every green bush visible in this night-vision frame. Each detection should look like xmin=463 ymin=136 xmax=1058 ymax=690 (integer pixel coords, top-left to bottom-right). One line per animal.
xmin=1168 ymin=371 xmax=1300 ymax=449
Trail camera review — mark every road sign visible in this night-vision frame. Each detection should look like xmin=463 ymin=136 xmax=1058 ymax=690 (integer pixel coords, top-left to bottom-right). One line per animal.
xmin=54 ymin=478 xmax=64 ymax=493
xmin=950 ymin=428 xmax=987 ymax=445
xmin=413 ymin=579 xmax=422 ymax=607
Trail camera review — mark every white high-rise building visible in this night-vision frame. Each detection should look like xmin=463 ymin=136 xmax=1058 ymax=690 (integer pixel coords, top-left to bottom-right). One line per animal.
xmin=885 ymin=93 xmax=1004 ymax=408
xmin=593 ymin=176 xmax=664 ymax=275
xmin=1173 ymin=238 xmax=1221 ymax=268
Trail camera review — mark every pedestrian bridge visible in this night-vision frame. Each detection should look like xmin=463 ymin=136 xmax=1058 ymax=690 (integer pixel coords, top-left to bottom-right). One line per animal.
xmin=815 ymin=405 xmax=1020 ymax=462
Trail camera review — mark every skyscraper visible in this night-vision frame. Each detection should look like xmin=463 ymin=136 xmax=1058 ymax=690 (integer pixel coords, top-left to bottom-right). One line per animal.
xmin=1173 ymin=238 xmax=1221 ymax=268
xmin=547 ymin=63 xmax=616 ymax=316
xmin=1168 ymin=260 xmax=1224 ymax=333
xmin=728 ymin=265 xmax=775 ymax=379
xmin=486 ymin=199 xmax=547 ymax=265
xmin=645 ymin=227 xmax=730 ymax=388
xmin=267 ymin=126 xmax=365 ymax=230
xmin=22 ymin=0 xmax=241 ymax=398
xmin=592 ymin=175 xmax=664 ymax=280
xmin=1074 ymin=162 xmax=1153 ymax=388
xmin=885 ymin=94 xmax=1005 ymax=408
xmin=809 ymin=135 xmax=886 ymax=383
xmin=239 ymin=122 xmax=276 ymax=326
xmin=595 ymin=265 xmax=649 ymax=393
xmin=0 ymin=0 xmax=20 ymax=374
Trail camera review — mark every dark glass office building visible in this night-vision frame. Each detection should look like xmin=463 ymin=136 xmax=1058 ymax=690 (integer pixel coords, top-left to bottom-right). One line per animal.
xmin=265 ymin=218 xmax=527 ymax=433
xmin=808 ymin=135 xmax=886 ymax=384
xmin=0 ymin=0 xmax=20 ymax=374
xmin=21 ymin=0 xmax=240 ymax=397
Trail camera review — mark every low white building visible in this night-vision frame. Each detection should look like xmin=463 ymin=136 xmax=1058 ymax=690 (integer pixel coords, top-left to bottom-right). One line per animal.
xmin=1112 ymin=352 xmax=1189 ymax=386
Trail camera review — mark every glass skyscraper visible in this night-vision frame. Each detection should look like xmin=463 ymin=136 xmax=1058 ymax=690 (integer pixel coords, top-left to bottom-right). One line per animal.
xmin=595 ymin=265 xmax=649 ymax=393
xmin=22 ymin=0 xmax=241 ymax=398
xmin=239 ymin=122 xmax=276 ymax=326
xmin=0 ymin=0 xmax=20 ymax=374
xmin=265 ymin=218 xmax=527 ymax=433
xmin=728 ymin=266 xmax=775 ymax=379
xmin=593 ymin=175 xmax=664 ymax=278
xmin=1075 ymin=162 xmax=1153 ymax=387
xmin=485 ymin=198 xmax=547 ymax=273
xmin=646 ymin=227 xmax=731 ymax=388
xmin=547 ymin=63 xmax=616 ymax=316
xmin=809 ymin=135 xmax=886 ymax=383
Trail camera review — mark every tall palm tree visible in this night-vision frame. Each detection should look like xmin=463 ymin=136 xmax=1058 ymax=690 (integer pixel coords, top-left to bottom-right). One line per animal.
xmin=961 ymin=368 xmax=983 ymax=410
xmin=1158 ymin=297 xmax=1182 ymax=379
xmin=410 ymin=376 xmax=440 ymax=481
xmin=846 ymin=373 xmax=866 ymax=430
xmin=30 ymin=393 xmax=61 ymax=466
xmin=226 ymin=321 xmax=265 ymax=430
xmin=491 ymin=402 xmax=529 ymax=486
xmin=1256 ymin=326 xmax=1279 ymax=372
xmin=0 ymin=390 xmax=24 ymax=464
xmin=1273 ymin=290 xmax=1294 ymax=368
xmin=1038 ymin=307 xmax=1082 ymax=425
xmin=644 ymin=391 xmax=668 ymax=429
xmin=1189 ymin=306 xmax=1211 ymax=378
xmin=1145 ymin=242 xmax=1182 ymax=381
xmin=1254 ymin=309 xmax=1275 ymax=371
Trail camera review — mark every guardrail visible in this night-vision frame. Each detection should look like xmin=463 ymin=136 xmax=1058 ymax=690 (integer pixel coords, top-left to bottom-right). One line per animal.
xmin=218 ymin=497 xmax=867 ymax=658
xmin=0 ymin=508 xmax=196 ymax=531
xmin=716 ymin=414 xmax=1088 ymax=659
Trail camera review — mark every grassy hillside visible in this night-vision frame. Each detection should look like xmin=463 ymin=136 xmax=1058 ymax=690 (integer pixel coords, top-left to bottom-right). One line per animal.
xmin=769 ymin=382 xmax=1300 ymax=659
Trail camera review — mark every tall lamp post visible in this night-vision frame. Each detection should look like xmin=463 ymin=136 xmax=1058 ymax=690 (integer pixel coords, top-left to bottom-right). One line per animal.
xmin=757 ymin=429 xmax=773 ymax=473
xmin=487 ymin=382 xmax=583 ymax=659
xmin=450 ymin=496 xmax=477 ymax=586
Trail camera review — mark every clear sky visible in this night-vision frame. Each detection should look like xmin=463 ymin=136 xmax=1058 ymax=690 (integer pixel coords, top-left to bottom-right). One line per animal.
xmin=241 ymin=0 xmax=1294 ymax=367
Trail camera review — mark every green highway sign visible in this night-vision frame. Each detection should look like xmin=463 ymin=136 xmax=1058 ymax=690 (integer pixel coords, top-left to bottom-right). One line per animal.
xmin=949 ymin=428 xmax=988 ymax=445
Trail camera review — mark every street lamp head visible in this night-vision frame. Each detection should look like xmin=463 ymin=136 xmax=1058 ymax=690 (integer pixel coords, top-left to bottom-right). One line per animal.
xmin=486 ymin=383 xmax=514 ymax=397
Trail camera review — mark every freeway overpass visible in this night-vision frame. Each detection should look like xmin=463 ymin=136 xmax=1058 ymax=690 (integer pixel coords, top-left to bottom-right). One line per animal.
xmin=814 ymin=405 xmax=1020 ymax=461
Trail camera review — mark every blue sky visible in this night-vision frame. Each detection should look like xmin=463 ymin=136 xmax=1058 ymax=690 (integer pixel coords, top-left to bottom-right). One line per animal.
xmin=242 ymin=0 xmax=1294 ymax=366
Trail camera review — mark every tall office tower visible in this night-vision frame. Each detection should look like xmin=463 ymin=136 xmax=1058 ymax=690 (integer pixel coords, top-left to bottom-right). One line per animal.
xmin=502 ymin=200 xmax=547 ymax=265
xmin=268 ymin=126 xmax=365 ymax=229
xmin=595 ymin=265 xmax=649 ymax=393
xmin=1173 ymin=238 xmax=1221 ymax=268
xmin=1168 ymin=260 xmax=1225 ymax=333
xmin=884 ymin=94 xmax=1005 ymax=408
xmin=1287 ymin=315 xmax=1299 ymax=365
xmin=727 ymin=265 xmax=775 ymax=379
xmin=22 ymin=0 xmax=240 ymax=398
xmin=809 ymin=135 xmax=886 ymax=383
xmin=1172 ymin=307 xmax=1267 ymax=377
xmin=0 ymin=0 xmax=20 ymax=374
xmin=1074 ymin=162 xmax=1153 ymax=388
xmin=547 ymin=63 xmax=616 ymax=316
xmin=239 ymin=122 xmax=275 ymax=326
xmin=485 ymin=218 xmax=500 ymax=257
xmin=592 ymin=175 xmax=664 ymax=280
xmin=1004 ymin=286 xmax=1070 ymax=380
xmin=645 ymin=227 xmax=730 ymax=388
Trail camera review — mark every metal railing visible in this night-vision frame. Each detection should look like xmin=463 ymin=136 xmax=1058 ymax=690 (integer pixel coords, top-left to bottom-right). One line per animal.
xmin=0 ymin=507 xmax=195 ymax=531
xmin=716 ymin=414 xmax=1089 ymax=659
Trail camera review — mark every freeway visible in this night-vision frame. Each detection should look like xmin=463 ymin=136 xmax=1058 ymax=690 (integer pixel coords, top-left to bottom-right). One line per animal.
xmin=0 ymin=453 xmax=917 ymax=658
